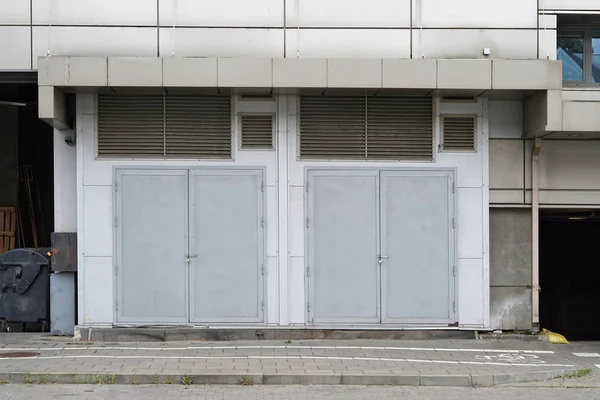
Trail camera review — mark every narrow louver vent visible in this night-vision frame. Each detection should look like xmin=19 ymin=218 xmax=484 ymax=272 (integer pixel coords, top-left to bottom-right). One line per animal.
xmin=97 ymin=94 xmax=232 ymax=159
xmin=240 ymin=115 xmax=274 ymax=150
xmin=299 ymin=96 xmax=433 ymax=160
xmin=441 ymin=115 xmax=476 ymax=152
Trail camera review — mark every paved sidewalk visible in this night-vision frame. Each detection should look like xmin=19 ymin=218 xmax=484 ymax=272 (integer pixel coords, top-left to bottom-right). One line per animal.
xmin=0 ymin=335 xmax=593 ymax=386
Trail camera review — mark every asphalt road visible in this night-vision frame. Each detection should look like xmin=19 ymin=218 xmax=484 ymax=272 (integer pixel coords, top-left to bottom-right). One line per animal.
xmin=1 ymin=384 xmax=599 ymax=400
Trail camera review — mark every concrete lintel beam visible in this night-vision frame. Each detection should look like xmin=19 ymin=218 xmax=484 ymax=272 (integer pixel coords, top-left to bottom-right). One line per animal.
xmin=39 ymin=86 xmax=71 ymax=130
xmin=37 ymin=56 xmax=108 ymax=87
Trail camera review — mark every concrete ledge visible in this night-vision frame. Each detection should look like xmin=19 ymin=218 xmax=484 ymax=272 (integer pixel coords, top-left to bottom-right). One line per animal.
xmin=0 ymin=369 xmax=580 ymax=386
xmin=38 ymin=86 xmax=71 ymax=130
xmin=37 ymin=56 xmax=561 ymax=92
xmin=76 ymin=327 xmax=475 ymax=342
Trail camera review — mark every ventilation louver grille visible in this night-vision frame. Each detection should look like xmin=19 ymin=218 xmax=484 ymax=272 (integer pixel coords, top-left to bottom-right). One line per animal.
xmin=299 ymin=96 xmax=433 ymax=160
xmin=441 ymin=115 xmax=476 ymax=151
xmin=97 ymin=94 xmax=232 ymax=159
xmin=240 ymin=115 xmax=274 ymax=149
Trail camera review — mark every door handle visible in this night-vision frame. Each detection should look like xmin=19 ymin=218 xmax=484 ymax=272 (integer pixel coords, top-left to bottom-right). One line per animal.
xmin=185 ymin=254 xmax=198 ymax=263
xmin=378 ymin=256 xmax=389 ymax=264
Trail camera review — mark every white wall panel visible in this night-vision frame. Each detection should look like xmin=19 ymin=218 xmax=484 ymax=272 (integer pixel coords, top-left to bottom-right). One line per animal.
xmin=413 ymin=0 xmax=538 ymax=28
xmin=160 ymin=0 xmax=283 ymax=27
xmin=33 ymin=27 xmax=157 ymax=68
xmin=538 ymin=15 xmax=557 ymax=60
xmin=457 ymin=188 xmax=483 ymax=259
xmin=489 ymin=101 xmax=523 ymax=139
xmin=286 ymin=29 xmax=410 ymax=58
xmin=266 ymin=256 xmax=278 ymax=324
xmin=0 ymin=27 xmax=31 ymax=70
xmin=54 ymin=129 xmax=77 ymax=232
xmin=266 ymin=186 xmax=278 ymax=258
xmin=286 ymin=0 xmax=410 ymax=27
xmin=414 ymin=0 xmax=537 ymax=28
xmin=83 ymin=256 xmax=113 ymax=324
xmin=159 ymin=28 xmax=283 ymax=58
xmin=543 ymin=0 xmax=600 ymax=11
xmin=458 ymin=258 xmax=484 ymax=326
xmin=413 ymin=29 xmax=537 ymax=59
xmin=0 ymin=0 xmax=30 ymax=24
xmin=32 ymin=0 xmax=157 ymax=25
xmin=289 ymin=256 xmax=306 ymax=324
xmin=288 ymin=186 xmax=304 ymax=257
xmin=539 ymin=141 xmax=600 ymax=190
xmin=83 ymin=185 xmax=113 ymax=257
xmin=489 ymin=140 xmax=524 ymax=189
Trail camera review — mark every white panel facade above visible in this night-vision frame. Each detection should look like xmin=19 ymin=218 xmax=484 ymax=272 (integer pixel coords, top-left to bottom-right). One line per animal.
xmin=159 ymin=0 xmax=284 ymax=27
xmin=286 ymin=29 xmax=410 ymax=58
xmin=414 ymin=0 xmax=538 ymax=28
xmin=285 ymin=0 xmax=411 ymax=28
xmin=413 ymin=29 xmax=538 ymax=60
xmin=0 ymin=0 xmax=30 ymax=24
xmin=32 ymin=27 xmax=157 ymax=68
xmin=0 ymin=27 xmax=31 ymax=70
xmin=32 ymin=0 xmax=157 ymax=25
xmin=159 ymin=28 xmax=284 ymax=58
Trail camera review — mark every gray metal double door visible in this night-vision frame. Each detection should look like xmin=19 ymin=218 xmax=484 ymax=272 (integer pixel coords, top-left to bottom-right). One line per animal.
xmin=115 ymin=169 xmax=265 ymax=324
xmin=307 ymin=169 xmax=456 ymax=325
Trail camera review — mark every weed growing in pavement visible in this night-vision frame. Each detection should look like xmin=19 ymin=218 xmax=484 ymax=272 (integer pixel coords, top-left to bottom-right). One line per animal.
xmin=90 ymin=374 xmax=116 ymax=385
xmin=181 ymin=375 xmax=195 ymax=385
xmin=564 ymin=369 xmax=592 ymax=379
xmin=131 ymin=369 xmax=138 ymax=385
xmin=152 ymin=374 xmax=160 ymax=384
xmin=24 ymin=374 xmax=58 ymax=384
xmin=162 ymin=377 xmax=173 ymax=384
xmin=240 ymin=376 xmax=255 ymax=386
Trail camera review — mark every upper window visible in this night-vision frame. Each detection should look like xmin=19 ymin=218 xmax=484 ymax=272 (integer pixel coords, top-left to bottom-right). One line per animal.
xmin=558 ymin=15 xmax=600 ymax=85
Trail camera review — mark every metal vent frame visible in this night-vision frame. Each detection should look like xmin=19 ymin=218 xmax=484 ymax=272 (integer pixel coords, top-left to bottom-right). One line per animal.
xmin=96 ymin=94 xmax=233 ymax=160
xmin=440 ymin=115 xmax=477 ymax=153
xmin=239 ymin=114 xmax=275 ymax=151
xmin=298 ymin=95 xmax=435 ymax=161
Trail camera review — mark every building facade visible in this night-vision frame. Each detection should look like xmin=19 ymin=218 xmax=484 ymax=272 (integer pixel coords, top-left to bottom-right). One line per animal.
xmin=0 ymin=0 xmax=598 ymax=334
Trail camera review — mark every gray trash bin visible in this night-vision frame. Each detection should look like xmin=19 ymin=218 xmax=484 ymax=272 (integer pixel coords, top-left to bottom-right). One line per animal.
xmin=0 ymin=248 xmax=51 ymax=332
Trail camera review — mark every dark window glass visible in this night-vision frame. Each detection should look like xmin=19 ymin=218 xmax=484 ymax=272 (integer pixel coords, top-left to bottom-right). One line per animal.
xmin=557 ymin=31 xmax=584 ymax=81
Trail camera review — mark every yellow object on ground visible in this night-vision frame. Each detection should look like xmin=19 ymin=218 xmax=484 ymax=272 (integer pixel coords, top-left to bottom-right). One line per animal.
xmin=540 ymin=328 xmax=569 ymax=344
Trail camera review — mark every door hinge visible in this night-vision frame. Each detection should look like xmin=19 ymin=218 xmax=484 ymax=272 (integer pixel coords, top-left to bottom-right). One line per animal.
xmin=307 ymin=266 xmax=310 ymax=277
xmin=452 ymin=218 xmax=455 ymax=229
xmin=452 ymin=265 xmax=456 ymax=277
xmin=114 ymin=182 xmax=118 ymax=192
xmin=261 ymin=300 xmax=265 ymax=311
xmin=115 ymin=299 xmax=119 ymax=311
xmin=113 ymin=216 xmax=119 ymax=227
xmin=307 ymin=302 xmax=311 ymax=312
xmin=261 ymin=264 xmax=265 ymax=275
xmin=305 ymin=182 xmax=309 ymax=192
xmin=305 ymin=217 xmax=309 ymax=228
xmin=261 ymin=217 xmax=265 ymax=228
xmin=453 ymin=301 xmax=456 ymax=313
xmin=260 ymin=181 xmax=264 ymax=192
xmin=115 ymin=264 xmax=118 ymax=276
xmin=452 ymin=182 xmax=455 ymax=194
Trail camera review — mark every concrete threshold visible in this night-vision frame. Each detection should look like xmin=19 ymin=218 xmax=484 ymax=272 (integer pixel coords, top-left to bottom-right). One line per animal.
xmin=75 ymin=328 xmax=476 ymax=342
xmin=0 ymin=369 xmax=578 ymax=387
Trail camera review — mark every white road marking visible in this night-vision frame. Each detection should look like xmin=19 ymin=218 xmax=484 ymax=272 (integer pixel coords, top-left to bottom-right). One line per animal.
xmin=0 ymin=354 xmax=573 ymax=367
xmin=0 ymin=345 xmax=554 ymax=354
xmin=573 ymin=353 xmax=600 ymax=357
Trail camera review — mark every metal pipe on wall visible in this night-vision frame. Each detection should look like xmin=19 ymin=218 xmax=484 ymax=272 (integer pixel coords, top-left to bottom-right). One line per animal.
xmin=532 ymin=138 xmax=542 ymax=330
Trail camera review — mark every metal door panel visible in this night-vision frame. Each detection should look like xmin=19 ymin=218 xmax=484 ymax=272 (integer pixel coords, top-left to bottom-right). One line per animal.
xmin=380 ymin=170 xmax=456 ymax=324
xmin=189 ymin=169 xmax=265 ymax=323
xmin=115 ymin=169 xmax=188 ymax=323
xmin=307 ymin=170 xmax=379 ymax=324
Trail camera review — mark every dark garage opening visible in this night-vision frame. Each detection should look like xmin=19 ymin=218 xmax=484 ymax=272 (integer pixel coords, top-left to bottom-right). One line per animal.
xmin=0 ymin=74 xmax=55 ymax=332
xmin=0 ymin=75 xmax=54 ymax=250
xmin=540 ymin=210 xmax=600 ymax=340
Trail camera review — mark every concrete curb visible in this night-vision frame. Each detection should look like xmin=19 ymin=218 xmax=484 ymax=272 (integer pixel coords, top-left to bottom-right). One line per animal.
xmin=0 ymin=369 xmax=580 ymax=387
